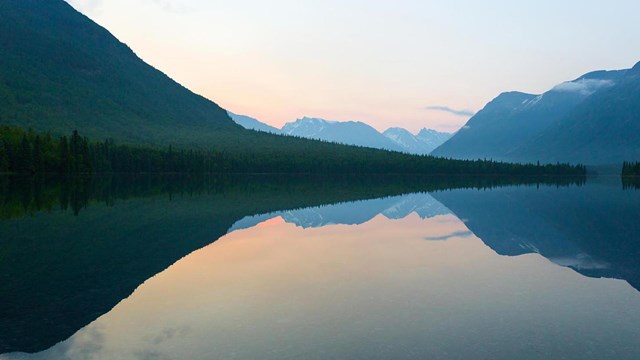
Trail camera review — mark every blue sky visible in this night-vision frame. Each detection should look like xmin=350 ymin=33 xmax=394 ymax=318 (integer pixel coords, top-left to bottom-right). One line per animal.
xmin=65 ymin=0 xmax=640 ymax=132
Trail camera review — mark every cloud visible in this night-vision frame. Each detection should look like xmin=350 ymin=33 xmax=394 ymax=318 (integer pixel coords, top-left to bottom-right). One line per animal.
xmin=552 ymin=78 xmax=615 ymax=96
xmin=425 ymin=106 xmax=475 ymax=117
xmin=424 ymin=230 xmax=473 ymax=241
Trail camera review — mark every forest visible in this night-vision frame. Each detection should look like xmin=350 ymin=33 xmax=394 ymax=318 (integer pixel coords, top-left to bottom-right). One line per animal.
xmin=622 ymin=161 xmax=640 ymax=189
xmin=0 ymin=126 xmax=586 ymax=176
xmin=622 ymin=161 xmax=640 ymax=177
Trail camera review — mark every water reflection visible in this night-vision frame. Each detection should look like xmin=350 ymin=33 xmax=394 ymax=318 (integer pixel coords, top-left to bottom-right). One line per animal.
xmin=6 ymin=214 xmax=640 ymax=360
xmin=432 ymin=180 xmax=640 ymax=291
xmin=2 ymin=174 xmax=577 ymax=354
xmin=1 ymin=175 xmax=639 ymax=359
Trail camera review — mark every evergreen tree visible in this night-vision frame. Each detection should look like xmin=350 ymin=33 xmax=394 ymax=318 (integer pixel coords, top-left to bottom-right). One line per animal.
xmin=32 ymin=135 xmax=44 ymax=174
xmin=18 ymin=135 xmax=33 ymax=173
xmin=59 ymin=136 xmax=70 ymax=174
xmin=0 ymin=141 xmax=8 ymax=172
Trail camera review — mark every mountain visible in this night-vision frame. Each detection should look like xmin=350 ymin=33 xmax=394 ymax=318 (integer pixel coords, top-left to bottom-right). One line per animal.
xmin=281 ymin=117 xmax=403 ymax=151
xmin=230 ymin=114 xmax=451 ymax=155
xmin=510 ymin=62 xmax=640 ymax=164
xmin=0 ymin=0 xmax=242 ymax=146
xmin=0 ymin=0 xmax=587 ymax=177
xmin=383 ymin=127 xmax=450 ymax=155
xmin=432 ymin=68 xmax=629 ymax=163
xmin=227 ymin=112 xmax=282 ymax=134
xmin=282 ymin=118 xmax=452 ymax=154
xmin=0 ymin=0 xmax=548 ymax=176
xmin=416 ymin=128 xmax=453 ymax=149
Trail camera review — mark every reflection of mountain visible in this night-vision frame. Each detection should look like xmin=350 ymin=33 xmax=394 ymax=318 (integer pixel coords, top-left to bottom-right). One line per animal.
xmin=1 ymin=175 xmax=557 ymax=354
xmin=233 ymin=181 xmax=640 ymax=295
xmin=432 ymin=181 xmax=640 ymax=291
xmin=230 ymin=193 xmax=450 ymax=231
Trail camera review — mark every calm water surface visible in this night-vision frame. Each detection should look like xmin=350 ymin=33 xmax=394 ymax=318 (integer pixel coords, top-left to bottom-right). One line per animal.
xmin=1 ymin=176 xmax=639 ymax=359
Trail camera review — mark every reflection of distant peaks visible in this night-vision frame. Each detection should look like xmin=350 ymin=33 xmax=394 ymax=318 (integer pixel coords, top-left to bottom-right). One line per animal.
xmin=550 ymin=254 xmax=609 ymax=271
xmin=229 ymin=193 xmax=451 ymax=232
xmin=432 ymin=184 xmax=640 ymax=292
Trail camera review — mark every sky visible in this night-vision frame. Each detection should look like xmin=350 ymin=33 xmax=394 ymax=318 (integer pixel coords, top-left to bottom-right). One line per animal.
xmin=65 ymin=0 xmax=640 ymax=133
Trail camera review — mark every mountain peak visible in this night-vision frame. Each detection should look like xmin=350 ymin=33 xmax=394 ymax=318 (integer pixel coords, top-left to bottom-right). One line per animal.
xmin=384 ymin=127 xmax=412 ymax=135
xmin=418 ymin=128 xmax=450 ymax=137
xmin=630 ymin=61 xmax=640 ymax=75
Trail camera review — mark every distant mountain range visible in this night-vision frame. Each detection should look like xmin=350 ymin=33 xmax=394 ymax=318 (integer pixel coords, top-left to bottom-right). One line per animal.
xmin=228 ymin=113 xmax=452 ymax=155
xmin=432 ymin=63 xmax=640 ymax=165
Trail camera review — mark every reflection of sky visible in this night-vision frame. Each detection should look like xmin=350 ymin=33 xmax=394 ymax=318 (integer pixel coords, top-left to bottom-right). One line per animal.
xmin=8 ymin=213 xmax=640 ymax=360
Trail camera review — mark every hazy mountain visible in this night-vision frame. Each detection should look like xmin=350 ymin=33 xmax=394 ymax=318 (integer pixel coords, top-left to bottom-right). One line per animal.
xmin=511 ymin=62 xmax=640 ymax=164
xmin=230 ymin=114 xmax=451 ymax=155
xmin=281 ymin=117 xmax=403 ymax=151
xmin=383 ymin=128 xmax=451 ymax=155
xmin=432 ymin=69 xmax=628 ymax=163
xmin=227 ymin=112 xmax=282 ymax=134
xmin=416 ymin=128 xmax=453 ymax=152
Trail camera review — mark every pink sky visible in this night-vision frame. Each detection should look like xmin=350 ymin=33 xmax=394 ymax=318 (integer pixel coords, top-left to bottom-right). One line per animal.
xmin=66 ymin=0 xmax=640 ymax=132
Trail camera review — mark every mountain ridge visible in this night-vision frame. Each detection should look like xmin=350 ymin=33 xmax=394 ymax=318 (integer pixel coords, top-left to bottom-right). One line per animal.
xmin=432 ymin=65 xmax=635 ymax=164
xmin=0 ymin=0 xmax=242 ymax=146
xmin=228 ymin=112 xmax=452 ymax=155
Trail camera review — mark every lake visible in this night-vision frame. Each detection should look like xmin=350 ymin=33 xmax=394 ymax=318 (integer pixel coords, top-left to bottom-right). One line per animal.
xmin=1 ymin=175 xmax=639 ymax=359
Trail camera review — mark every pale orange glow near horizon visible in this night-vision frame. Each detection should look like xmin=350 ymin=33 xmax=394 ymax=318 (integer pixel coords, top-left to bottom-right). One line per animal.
xmin=65 ymin=0 xmax=640 ymax=133
xmin=37 ymin=212 xmax=640 ymax=358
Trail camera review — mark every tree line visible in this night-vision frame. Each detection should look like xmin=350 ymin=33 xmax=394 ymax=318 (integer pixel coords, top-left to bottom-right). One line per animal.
xmin=1 ymin=174 xmax=586 ymax=220
xmin=622 ymin=161 xmax=640 ymax=189
xmin=0 ymin=126 xmax=586 ymax=176
xmin=622 ymin=161 xmax=640 ymax=176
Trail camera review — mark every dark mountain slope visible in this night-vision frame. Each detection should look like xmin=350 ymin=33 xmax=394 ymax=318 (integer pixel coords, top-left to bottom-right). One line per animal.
xmin=432 ymin=69 xmax=627 ymax=162
xmin=0 ymin=0 xmax=241 ymax=146
xmin=511 ymin=62 xmax=640 ymax=164
xmin=432 ymin=91 xmax=536 ymax=160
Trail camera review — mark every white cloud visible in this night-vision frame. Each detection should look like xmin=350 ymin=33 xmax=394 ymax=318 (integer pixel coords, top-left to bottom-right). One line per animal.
xmin=552 ymin=78 xmax=615 ymax=96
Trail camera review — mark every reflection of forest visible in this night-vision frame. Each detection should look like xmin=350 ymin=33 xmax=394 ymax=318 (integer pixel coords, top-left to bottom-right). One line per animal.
xmin=0 ymin=174 xmax=586 ymax=354
xmin=0 ymin=174 xmax=585 ymax=219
